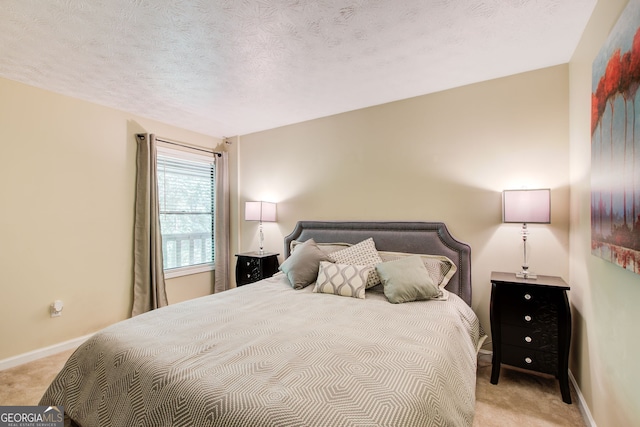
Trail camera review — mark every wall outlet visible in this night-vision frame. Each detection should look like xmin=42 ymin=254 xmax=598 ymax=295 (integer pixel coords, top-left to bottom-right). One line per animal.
xmin=50 ymin=300 xmax=63 ymax=317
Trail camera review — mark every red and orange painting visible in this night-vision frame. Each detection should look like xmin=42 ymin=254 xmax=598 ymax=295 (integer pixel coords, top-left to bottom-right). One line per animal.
xmin=591 ymin=0 xmax=640 ymax=274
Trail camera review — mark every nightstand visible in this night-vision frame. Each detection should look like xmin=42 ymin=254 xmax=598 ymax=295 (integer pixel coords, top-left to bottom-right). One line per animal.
xmin=235 ymin=252 xmax=280 ymax=286
xmin=490 ymin=271 xmax=572 ymax=404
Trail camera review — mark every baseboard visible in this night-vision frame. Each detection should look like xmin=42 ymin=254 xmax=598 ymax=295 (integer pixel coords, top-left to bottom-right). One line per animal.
xmin=478 ymin=350 xmax=596 ymax=427
xmin=0 ymin=334 xmax=92 ymax=371
xmin=569 ymin=370 xmax=597 ymax=427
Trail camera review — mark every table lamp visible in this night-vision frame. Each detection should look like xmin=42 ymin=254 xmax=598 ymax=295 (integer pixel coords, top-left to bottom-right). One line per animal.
xmin=502 ymin=189 xmax=550 ymax=279
xmin=245 ymin=201 xmax=277 ymax=254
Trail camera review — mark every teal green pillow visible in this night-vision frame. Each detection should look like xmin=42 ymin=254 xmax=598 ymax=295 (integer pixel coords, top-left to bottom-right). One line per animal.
xmin=375 ymin=255 xmax=441 ymax=304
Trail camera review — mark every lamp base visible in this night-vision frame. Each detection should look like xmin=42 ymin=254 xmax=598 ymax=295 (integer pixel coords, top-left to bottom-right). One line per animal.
xmin=516 ymin=270 xmax=537 ymax=279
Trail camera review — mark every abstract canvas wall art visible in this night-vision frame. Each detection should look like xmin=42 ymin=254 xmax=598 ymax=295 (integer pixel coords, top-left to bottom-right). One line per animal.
xmin=591 ymin=0 xmax=640 ymax=274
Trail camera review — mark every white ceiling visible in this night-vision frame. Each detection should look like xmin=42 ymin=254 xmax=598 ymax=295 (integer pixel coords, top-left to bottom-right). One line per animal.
xmin=1 ymin=0 xmax=596 ymax=138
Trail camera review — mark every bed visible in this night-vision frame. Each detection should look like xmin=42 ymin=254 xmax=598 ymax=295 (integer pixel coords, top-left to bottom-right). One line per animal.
xmin=41 ymin=221 xmax=485 ymax=427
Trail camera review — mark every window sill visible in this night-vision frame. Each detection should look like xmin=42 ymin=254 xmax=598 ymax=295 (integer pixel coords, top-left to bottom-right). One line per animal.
xmin=165 ymin=263 xmax=214 ymax=279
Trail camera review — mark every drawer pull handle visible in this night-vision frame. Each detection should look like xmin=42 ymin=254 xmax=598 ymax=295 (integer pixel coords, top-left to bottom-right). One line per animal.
xmin=525 ymin=357 xmax=533 ymax=364
xmin=524 ymin=315 xmax=532 ymax=322
xmin=524 ymin=293 xmax=532 ymax=300
xmin=524 ymin=336 xmax=532 ymax=343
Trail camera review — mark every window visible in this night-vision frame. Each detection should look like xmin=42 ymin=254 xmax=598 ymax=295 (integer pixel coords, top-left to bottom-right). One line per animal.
xmin=156 ymin=146 xmax=215 ymax=278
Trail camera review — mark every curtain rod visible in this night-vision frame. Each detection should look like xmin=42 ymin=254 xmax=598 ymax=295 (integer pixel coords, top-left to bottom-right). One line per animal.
xmin=155 ymin=136 xmax=222 ymax=157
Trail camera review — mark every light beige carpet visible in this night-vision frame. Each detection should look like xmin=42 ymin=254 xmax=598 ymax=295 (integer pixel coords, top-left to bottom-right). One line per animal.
xmin=0 ymin=349 xmax=76 ymax=406
xmin=474 ymin=355 xmax=585 ymax=426
xmin=0 ymin=349 xmax=586 ymax=426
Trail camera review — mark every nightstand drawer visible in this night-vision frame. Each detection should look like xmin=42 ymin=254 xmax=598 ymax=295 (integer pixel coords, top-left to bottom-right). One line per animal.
xmin=499 ymin=285 xmax=550 ymax=302
xmin=499 ymin=285 xmax=557 ymax=307
xmin=241 ymin=258 xmax=260 ymax=269
xmin=499 ymin=306 xmax=559 ymax=328
xmin=501 ymin=345 xmax=558 ymax=375
xmin=502 ymin=324 xmax=557 ymax=351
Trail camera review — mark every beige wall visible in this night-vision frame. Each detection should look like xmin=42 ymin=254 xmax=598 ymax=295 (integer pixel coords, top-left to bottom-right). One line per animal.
xmin=569 ymin=0 xmax=640 ymax=425
xmin=166 ymin=272 xmax=214 ymax=304
xmin=0 ymin=77 xmax=220 ymax=360
xmin=237 ymin=65 xmax=571 ymax=351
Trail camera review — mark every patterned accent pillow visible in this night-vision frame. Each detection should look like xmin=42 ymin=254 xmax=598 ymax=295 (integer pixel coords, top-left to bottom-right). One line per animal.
xmin=328 ymin=238 xmax=383 ymax=288
xmin=313 ymin=261 xmax=370 ymax=299
xmin=377 ymin=251 xmax=457 ymax=289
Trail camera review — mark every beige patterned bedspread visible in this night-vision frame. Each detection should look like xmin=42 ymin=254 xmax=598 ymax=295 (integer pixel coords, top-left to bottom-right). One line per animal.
xmin=41 ymin=274 xmax=485 ymax=427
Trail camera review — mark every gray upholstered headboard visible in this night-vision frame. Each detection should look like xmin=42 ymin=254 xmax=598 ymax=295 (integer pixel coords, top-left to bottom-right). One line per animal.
xmin=283 ymin=221 xmax=472 ymax=306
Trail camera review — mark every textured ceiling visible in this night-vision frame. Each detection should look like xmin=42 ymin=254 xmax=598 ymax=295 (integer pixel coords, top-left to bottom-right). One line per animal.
xmin=1 ymin=0 xmax=596 ymax=138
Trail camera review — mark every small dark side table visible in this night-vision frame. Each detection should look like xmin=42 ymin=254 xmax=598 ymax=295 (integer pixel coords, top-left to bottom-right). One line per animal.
xmin=490 ymin=271 xmax=572 ymax=404
xmin=235 ymin=252 xmax=280 ymax=286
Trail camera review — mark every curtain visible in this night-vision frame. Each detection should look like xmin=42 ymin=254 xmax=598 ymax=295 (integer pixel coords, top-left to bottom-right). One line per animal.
xmin=132 ymin=133 xmax=168 ymax=316
xmin=214 ymin=151 xmax=231 ymax=293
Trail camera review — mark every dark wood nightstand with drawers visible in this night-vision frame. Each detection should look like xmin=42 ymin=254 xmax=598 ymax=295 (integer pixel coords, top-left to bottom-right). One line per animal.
xmin=235 ymin=252 xmax=280 ymax=286
xmin=490 ymin=271 xmax=572 ymax=404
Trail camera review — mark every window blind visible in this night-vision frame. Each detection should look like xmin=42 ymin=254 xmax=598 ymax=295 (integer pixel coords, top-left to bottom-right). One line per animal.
xmin=157 ymin=152 xmax=215 ymax=271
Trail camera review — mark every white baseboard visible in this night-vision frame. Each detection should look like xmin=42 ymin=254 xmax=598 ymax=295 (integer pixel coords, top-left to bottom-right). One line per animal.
xmin=478 ymin=350 xmax=596 ymax=427
xmin=0 ymin=334 xmax=92 ymax=371
xmin=569 ymin=370 xmax=597 ymax=427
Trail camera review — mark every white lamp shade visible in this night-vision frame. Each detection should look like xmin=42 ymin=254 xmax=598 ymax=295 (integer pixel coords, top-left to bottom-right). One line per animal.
xmin=245 ymin=201 xmax=277 ymax=222
xmin=503 ymin=189 xmax=550 ymax=224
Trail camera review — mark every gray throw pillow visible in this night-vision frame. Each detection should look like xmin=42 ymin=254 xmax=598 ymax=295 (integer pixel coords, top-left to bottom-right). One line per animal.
xmin=279 ymin=239 xmax=331 ymax=289
xmin=375 ymin=255 xmax=441 ymax=303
